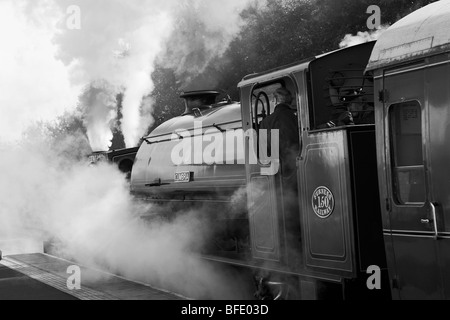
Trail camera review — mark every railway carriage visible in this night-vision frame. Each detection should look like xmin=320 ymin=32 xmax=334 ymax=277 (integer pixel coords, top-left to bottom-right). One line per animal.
xmin=367 ymin=0 xmax=450 ymax=300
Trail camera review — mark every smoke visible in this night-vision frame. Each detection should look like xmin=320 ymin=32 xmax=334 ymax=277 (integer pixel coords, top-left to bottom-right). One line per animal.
xmin=78 ymin=82 xmax=118 ymax=151
xmin=0 ymin=130 xmax=251 ymax=299
xmin=0 ymin=0 xmax=80 ymax=143
xmin=339 ymin=26 xmax=389 ymax=48
xmin=0 ymin=0 xmax=257 ymax=149
xmin=50 ymin=0 xmax=257 ymax=148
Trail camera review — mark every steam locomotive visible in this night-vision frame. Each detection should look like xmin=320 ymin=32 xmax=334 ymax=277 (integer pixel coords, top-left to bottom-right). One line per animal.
xmin=130 ymin=1 xmax=450 ymax=300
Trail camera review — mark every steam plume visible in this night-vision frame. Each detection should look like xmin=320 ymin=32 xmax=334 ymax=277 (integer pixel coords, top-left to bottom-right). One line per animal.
xmin=1 ymin=0 xmax=258 ymax=148
xmin=339 ymin=26 xmax=389 ymax=48
xmin=51 ymin=0 xmax=257 ymax=148
xmin=78 ymin=82 xmax=118 ymax=151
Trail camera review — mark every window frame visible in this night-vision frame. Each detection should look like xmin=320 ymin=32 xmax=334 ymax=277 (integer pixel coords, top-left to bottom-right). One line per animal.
xmin=388 ymin=100 xmax=426 ymax=206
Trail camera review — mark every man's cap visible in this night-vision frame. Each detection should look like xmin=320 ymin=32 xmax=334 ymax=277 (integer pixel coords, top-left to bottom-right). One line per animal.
xmin=274 ymin=87 xmax=292 ymax=98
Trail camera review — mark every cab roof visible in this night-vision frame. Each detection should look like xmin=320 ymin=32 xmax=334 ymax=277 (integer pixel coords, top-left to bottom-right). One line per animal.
xmin=366 ymin=0 xmax=450 ymax=72
xmin=238 ymin=43 xmax=370 ymax=88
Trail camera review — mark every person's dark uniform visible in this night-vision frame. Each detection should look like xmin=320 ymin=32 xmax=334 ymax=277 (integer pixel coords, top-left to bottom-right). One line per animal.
xmin=352 ymin=108 xmax=375 ymax=125
xmin=259 ymin=88 xmax=300 ymax=178
xmin=259 ymin=88 xmax=301 ymax=271
xmin=318 ymin=88 xmax=375 ymax=128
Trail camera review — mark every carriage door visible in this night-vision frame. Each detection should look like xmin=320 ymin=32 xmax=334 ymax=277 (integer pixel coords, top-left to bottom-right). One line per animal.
xmin=384 ymin=68 xmax=442 ymax=299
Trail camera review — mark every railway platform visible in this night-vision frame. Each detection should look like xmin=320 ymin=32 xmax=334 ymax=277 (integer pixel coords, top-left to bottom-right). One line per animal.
xmin=0 ymin=252 xmax=186 ymax=300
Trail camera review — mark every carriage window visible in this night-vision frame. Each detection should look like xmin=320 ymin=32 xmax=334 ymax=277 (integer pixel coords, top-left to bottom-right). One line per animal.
xmin=389 ymin=101 xmax=425 ymax=205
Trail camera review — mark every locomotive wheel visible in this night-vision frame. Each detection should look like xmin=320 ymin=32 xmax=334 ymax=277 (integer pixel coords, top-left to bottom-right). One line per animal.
xmin=253 ymin=271 xmax=300 ymax=300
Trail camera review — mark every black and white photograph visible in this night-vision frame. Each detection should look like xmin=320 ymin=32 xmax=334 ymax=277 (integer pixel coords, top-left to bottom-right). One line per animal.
xmin=0 ymin=0 xmax=447 ymax=309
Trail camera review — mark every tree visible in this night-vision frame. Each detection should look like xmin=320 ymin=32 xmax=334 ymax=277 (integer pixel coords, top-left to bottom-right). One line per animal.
xmin=148 ymin=64 xmax=185 ymax=134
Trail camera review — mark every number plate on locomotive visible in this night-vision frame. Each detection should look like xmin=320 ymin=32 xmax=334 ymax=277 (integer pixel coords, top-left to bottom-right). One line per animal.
xmin=174 ymin=171 xmax=191 ymax=183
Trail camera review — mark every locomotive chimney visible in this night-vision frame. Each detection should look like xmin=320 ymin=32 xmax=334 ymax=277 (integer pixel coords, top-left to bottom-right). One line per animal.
xmin=180 ymin=90 xmax=221 ymax=115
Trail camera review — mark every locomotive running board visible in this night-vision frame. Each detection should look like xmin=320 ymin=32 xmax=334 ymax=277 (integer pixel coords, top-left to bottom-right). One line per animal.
xmin=200 ymin=254 xmax=342 ymax=283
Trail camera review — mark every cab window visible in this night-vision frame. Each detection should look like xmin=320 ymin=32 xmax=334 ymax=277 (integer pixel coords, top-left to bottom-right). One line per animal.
xmin=251 ymin=83 xmax=282 ymax=129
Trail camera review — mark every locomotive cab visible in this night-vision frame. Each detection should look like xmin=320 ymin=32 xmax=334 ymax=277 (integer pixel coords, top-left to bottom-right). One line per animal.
xmin=298 ymin=42 xmax=389 ymax=299
xmin=239 ymin=41 xmax=390 ymax=299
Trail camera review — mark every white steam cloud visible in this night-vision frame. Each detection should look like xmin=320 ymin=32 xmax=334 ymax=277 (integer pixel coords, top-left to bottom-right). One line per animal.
xmin=0 ymin=0 xmax=80 ymax=143
xmin=0 ymin=134 xmax=251 ymax=299
xmin=0 ymin=0 xmax=258 ymax=149
xmin=52 ymin=0 xmax=174 ymax=148
xmin=78 ymin=81 xmax=118 ymax=151
xmin=339 ymin=26 xmax=389 ymax=48
xmin=53 ymin=0 xmax=257 ymax=147
xmin=53 ymin=0 xmax=257 ymax=148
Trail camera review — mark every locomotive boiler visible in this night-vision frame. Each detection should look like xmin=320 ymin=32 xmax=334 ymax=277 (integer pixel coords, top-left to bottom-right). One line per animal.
xmin=130 ymin=0 xmax=450 ymax=300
